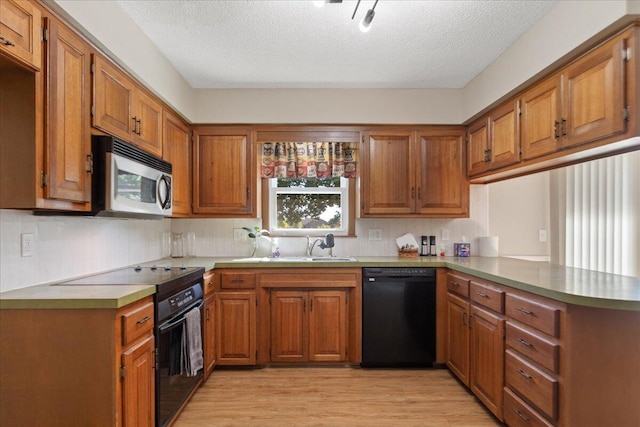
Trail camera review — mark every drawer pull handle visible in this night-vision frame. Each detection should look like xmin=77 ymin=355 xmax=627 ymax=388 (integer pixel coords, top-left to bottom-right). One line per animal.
xmin=517 ymin=307 xmax=534 ymax=315
xmin=137 ymin=316 xmax=152 ymax=325
xmin=451 ymin=282 xmax=460 ymax=287
xmin=208 ymin=280 xmax=214 ymax=287
xmin=517 ymin=338 xmax=533 ymax=348
xmin=517 ymin=369 xmax=532 ymax=380
xmin=514 ymin=409 xmax=530 ymax=422
xmin=231 ymin=278 xmax=245 ymax=283
xmin=0 ymin=35 xmax=15 ymax=47
xmin=476 ymin=292 xmax=489 ymax=298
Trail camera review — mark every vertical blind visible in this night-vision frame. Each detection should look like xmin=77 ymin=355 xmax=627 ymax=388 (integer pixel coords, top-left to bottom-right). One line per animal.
xmin=551 ymin=151 xmax=639 ymax=276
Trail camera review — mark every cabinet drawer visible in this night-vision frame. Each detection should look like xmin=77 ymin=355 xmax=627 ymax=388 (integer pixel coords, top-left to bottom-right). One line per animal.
xmin=505 ymin=350 xmax=558 ymax=420
xmin=121 ymin=301 xmax=154 ymax=346
xmin=220 ymin=272 xmax=256 ymax=289
xmin=203 ymin=270 xmax=215 ymax=295
xmin=506 ymin=322 xmax=559 ymax=373
xmin=446 ymin=273 xmax=469 ymax=298
xmin=506 ymin=294 xmax=559 ymax=337
xmin=470 ymin=281 xmax=504 ymax=313
xmin=504 ymin=387 xmax=553 ymax=427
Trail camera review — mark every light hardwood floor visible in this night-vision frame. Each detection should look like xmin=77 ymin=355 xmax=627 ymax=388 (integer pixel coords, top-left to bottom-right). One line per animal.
xmin=174 ymin=367 xmax=503 ymax=426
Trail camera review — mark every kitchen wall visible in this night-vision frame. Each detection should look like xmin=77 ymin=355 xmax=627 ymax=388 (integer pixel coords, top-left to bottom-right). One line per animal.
xmin=0 ymin=210 xmax=170 ymax=293
xmin=51 ymin=1 xmax=635 ymax=124
xmin=487 ymin=172 xmax=550 ymax=259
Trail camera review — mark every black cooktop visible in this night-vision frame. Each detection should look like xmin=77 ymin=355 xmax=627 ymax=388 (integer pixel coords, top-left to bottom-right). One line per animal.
xmin=59 ymin=266 xmax=205 ymax=300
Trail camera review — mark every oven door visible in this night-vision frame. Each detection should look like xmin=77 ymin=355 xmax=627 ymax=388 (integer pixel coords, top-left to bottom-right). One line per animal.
xmin=107 ymin=152 xmax=172 ymax=217
xmin=156 ymin=299 xmax=203 ymax=427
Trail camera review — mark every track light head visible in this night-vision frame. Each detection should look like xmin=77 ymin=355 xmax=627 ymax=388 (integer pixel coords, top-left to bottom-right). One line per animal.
xmin=359 ymin=9 xmax=375 ymax=32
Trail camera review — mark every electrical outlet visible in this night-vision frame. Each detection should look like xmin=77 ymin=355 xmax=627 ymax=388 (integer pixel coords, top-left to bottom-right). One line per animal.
xmin=233 ymin=228 xmax=247 ymax=241
xmin=539 ymin=229 xmax=547 ymax=242
xmin=441 ymin=229 xmax=450 ymax=241
xmin=369 ymin=229 xmax=382 ymax=241
xmin=21 ymin=233 xmax=34 ymax=257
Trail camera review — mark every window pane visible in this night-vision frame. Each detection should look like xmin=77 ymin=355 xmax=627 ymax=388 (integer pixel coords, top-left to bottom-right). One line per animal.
xmin=276 ymin=192 xmax=342 ymax=229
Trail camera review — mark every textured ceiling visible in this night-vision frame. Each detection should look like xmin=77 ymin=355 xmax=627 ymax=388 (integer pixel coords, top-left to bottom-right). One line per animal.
xmin=116 ymin=0 xmax=558 ymax=89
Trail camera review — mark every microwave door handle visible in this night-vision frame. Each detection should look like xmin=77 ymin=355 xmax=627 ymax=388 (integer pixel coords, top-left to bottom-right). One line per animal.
xmin=158 ymin=175 xmax=171 ymax=209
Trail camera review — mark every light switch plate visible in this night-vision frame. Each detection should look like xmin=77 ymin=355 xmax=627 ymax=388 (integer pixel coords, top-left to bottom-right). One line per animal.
xmin=539 ymin=229 xmax=547 ymax=242
xmin=21 ymin=233 xmax=34 ymax=257
xmin=369 ymin=229 xmax=382 ymax=241
xmin=441 ymin=229 xmax=450 ymax=241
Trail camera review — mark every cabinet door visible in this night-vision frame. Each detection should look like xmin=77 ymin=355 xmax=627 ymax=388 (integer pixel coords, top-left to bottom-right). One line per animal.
xmin=470 ymin=305 xmax=505 ymax=421
xmin=562 ymin=35 xmax=626 ymax=149
xmin=489 ymin=99 xmax=521 ymax=170
xmin=467 ymin=118 xmax=490 ymax=176
xmin=521 ymin=75 xmax=562 ymax=160
xmin=361 ymin=131 xmax=415 ymax=215
xmin=193 ymin=129 xmax=254 ymax=216
xmin=203 ymin=294 xmax=216 ymax=377
xmin=162 ymin=110 xmax=190 ymax=216
xmin=215 ymin=291 xmax=256 ymax=365
xmin=44 ymin=18 xmax=92 ymax=205
xmin=270 ymin=291 xmax=308 ymax=362
xmin=121 ymin=335 xmax=155 ymax=427
xmin=309 ymin=290 xmax=347 ymax=362
xmin=0 ymin=0 xmax=41 ymax=70
xmin=446 ymin=293 xmax=470 ymax=386
xmin=92 ymin=54 xmax=134 ymax=141
xmin=132 ymin=88 xmax=163 ymax=157
xmin=416 ymin=129 xmax=469 ymax=217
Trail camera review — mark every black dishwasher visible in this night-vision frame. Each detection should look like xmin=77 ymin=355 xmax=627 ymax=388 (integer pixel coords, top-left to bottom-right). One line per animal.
xmin=361 ymin=267 xmax=436 ymax=367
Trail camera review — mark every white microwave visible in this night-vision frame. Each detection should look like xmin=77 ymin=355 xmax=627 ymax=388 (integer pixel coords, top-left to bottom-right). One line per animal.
xmin=92 ymin=136 xmax=172 ymax=219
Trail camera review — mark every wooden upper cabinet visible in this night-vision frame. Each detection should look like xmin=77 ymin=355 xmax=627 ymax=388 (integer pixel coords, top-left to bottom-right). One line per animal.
xmin=489 ymin=100 xmax=520 ymax=169
xmin=132 ymin=88 xmax=163 ymax=157
xmin=562 ymin=34 xmax=627 ymax=149
xmin=162 ymin=110 xmax=191 ymax=216
xmin=362 ymin=129 xmax=469 ymax=218
xmin=0 ymin=0 xmax=41 ymax=71
xmin=467 ymin=118 xmax=490 ymax=176
xmin=416 ymin=129 xmax=469 ymax=217
xmin=92 ymin=54 xmax=163 ymax=156
xmin=361 ymin=131 xmax=414 ymax=215
xmin=92 ymin=54 xmax=135 ymax=141
xmin=192 ymin=126 xmax=255 ymax=216
xmin=44 ymin=17 xmax=92 ymax=206
xmin=467 ymin=100 xmax=520 ymax=177
xmin=521 ymin=74 xmax=562 ymax=160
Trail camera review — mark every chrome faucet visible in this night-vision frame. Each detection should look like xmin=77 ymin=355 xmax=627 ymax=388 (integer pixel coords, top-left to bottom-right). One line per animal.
xmin=306 ymin=234 xmax=335 ymax=257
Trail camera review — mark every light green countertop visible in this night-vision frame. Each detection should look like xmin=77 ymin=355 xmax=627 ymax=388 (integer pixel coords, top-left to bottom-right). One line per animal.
xmin=2 ymin=256 xmax=639 ymax=311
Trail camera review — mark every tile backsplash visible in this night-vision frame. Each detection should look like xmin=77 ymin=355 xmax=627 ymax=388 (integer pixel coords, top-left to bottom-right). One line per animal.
xmin=0 ymin=209 xmax=170 ymax=293
xmin=0 ymin=186 xmax=489 ymax=293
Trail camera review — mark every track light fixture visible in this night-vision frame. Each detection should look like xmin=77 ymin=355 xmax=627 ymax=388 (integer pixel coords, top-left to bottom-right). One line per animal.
xmin=313 ymin=0 xmax=343 ymax=8
xmin=352 ymin=0 xmax=379 ymax=33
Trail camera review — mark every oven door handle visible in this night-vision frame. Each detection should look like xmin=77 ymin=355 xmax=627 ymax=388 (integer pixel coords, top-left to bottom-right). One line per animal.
xmin=158 ymin=299 xmax=204 ymax=334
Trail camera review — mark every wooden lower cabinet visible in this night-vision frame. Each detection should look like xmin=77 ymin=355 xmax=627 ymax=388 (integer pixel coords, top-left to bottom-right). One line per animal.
xmin=122 ymin=334 xmax=155 ymax=427
xmin=0 ymin=296 xmax=155 ymax=426
xmin=446 ymin=272 xmax=505 ymax=421
xmin=215 ymin=291 xmax=257 ymax=365
xmin=270 ymin=289 xmax=347 ymax=363
xmin=469 ymin=304 xmax=505 ymax=420
xmin=446 ymin=292 xmax=470 ymax=385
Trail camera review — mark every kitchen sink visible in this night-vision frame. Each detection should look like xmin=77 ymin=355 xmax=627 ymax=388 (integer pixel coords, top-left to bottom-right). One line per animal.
xmin=232 ymin=256 xmax=357 ymax=262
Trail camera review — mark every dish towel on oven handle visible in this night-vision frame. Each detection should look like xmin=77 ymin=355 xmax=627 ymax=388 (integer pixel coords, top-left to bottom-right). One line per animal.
xmin=181 ymin=305 xmax=203 ymax=376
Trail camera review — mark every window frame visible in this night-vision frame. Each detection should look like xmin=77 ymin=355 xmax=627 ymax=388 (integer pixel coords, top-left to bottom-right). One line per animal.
xmin=262 ymin=177 xmax=356 ymax=237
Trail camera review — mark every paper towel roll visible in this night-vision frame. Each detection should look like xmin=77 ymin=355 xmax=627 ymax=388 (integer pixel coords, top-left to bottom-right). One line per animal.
xmin=478 ymin=236 xmax=499 ymax=257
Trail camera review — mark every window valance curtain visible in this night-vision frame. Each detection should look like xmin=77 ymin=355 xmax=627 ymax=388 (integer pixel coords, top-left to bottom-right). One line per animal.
xmin=260 ymin=142 xmax=357 ymax=179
